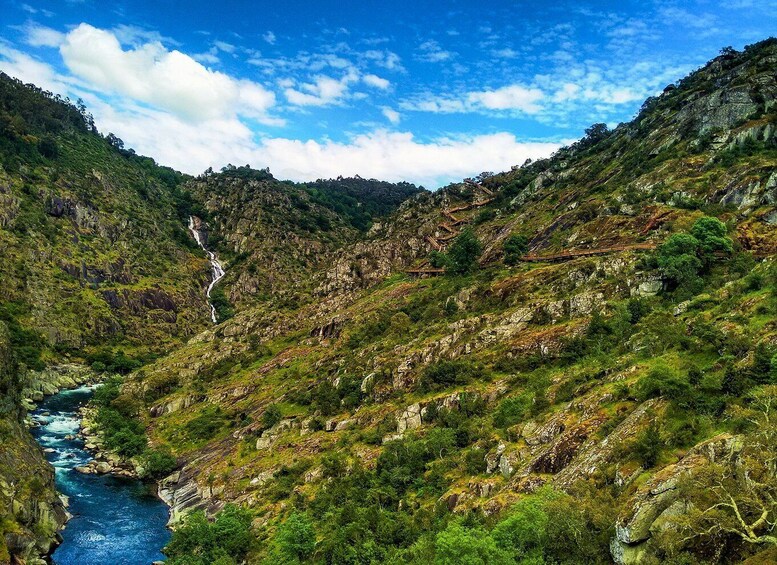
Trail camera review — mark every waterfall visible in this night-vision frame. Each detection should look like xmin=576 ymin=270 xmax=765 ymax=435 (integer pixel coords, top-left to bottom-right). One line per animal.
xmin=188 ymin=216 xmax=226 ymax=323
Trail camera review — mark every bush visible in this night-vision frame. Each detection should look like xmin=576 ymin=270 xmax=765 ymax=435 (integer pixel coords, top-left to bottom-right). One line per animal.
xmin=420 ymin=360 xmax=484 ymax=392
xmin=493 ymin=394 xmax=531 ymax=428
xmin=503 ymin=235 xmax=529 ymax=266
xmin=140 ymin=447 xmax=177 ymax=479
xmin=636 ymin=364 xmax=691 ymax=403
xmin=261 ymin=404 xmax=282 ymax=430
xmin=185 ymin=407 xmax=227 ymax=442
xmin=633 ymin=421 xmax=662 ymax=468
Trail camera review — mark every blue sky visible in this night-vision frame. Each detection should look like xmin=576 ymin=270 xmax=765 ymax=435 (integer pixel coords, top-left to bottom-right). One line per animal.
xmin=0 ymin=0 xmax=774 ymax=187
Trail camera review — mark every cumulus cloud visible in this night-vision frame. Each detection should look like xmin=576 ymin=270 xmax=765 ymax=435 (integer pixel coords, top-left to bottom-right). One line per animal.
xmin=363 ymin=73 xmax=390 ymax=89
xmin=467 ymin=85 xmax=544 ymax=112
xmin=58 ymin=24 xmax=277 ymax=123
xmin=82 ymin=91 xmax=557 ymax=187
xmin=262 ymin=31 xmax=276 ymax=44
xmin=0 ymin=43 xmax=71 ymax=93
xmin=402 ymin=84 xmax=544 ymax=114
xmin=256 ymin=131 xmax=559 ymax=187
xmin=382 ymin=107 xmax=400 ymax=124
xmin=284 ymin=71 xmax=359 ymax=106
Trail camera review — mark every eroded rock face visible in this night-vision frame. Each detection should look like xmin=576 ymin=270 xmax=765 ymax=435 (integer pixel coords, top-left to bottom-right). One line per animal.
xmin=611 ymin=434 xmax=744 ymax=564
xmin=396 ymin=403 xmax=422 ymax=433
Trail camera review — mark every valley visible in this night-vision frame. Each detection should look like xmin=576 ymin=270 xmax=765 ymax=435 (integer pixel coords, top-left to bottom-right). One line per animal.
xmin=0 ymin=36 xmax=776 ymax=565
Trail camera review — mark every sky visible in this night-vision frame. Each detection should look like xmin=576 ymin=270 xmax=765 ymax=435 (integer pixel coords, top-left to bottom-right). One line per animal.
xmin=0 ymin=1 xmax=774 ymax=188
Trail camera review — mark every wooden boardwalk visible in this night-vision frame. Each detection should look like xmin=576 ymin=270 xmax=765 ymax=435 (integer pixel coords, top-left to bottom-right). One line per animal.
xmin=520 ymin=243 xmax=656 ymax=263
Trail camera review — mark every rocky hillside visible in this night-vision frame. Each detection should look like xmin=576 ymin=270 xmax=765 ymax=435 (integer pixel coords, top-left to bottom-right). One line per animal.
xmin=114 ymin=39 xmax=777 ymax=564
xmin=185 ymin=167 xmax=423 ymax=314
xmin=0 ymin=324 xmax=68 ymax=564
xmin=0 ymin=72 xmax=217 ymax=363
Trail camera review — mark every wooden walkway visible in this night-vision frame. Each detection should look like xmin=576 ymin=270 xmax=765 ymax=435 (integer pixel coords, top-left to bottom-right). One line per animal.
xmin=520 ymin=243 xmax=656 ymax=263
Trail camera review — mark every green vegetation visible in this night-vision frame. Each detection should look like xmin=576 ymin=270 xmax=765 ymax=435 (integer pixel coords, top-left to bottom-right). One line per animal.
xmin=503 ymin=234 xmax=529 ymax=265
xmin=430 ymin=228 xmax=483 ymax=275
xmin=164 ymin=504 xmax=252 ymax=565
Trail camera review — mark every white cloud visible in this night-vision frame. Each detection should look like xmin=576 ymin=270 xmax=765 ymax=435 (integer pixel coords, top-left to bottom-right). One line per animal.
xmin=416 ymin=40 xmax=454 ymax=63
xmin=467 ymin=85 xmax=544 ymax=112
xmin=213 ymin=40 xmax=235 ymax=53
xmin=382 ymin=107 xmax=400 ymax=124
xmin=22 ymin=23 xmax=65 ymax=48
xmin=284 ymin=71 xmax=358 ymax=106
xmin=363 ymin=73 xmax=390 ymax=89
xmin=0 ymin=43 xmax=71 ymax=93
xmin=254 ymin=131 xmax=559 ymax=187
xmin=58 ymin=24 xmax=277 ymax=123
xmin=402 ymin=84 xmax=544 ymax=114
xmin=492 ymin=48 xmax=518 ymax=59
xmin=263 ymin=31 xmax=276 ymax=44
xmin=363 ymin=49 xmax=404 ymax=72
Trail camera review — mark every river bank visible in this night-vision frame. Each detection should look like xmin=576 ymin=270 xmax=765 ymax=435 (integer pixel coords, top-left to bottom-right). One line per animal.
xmin=30 ymin=385 xmax=171 ymax=565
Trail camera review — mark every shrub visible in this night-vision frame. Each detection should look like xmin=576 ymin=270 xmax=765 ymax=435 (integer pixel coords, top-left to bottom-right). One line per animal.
xmin=633 ymin=421 xmax=662 ymax=468
xmin=446 ymin=228 xmax=482 ymax=275
xmin=493 ymin=394 xmax=531 ymax=428
xmin=140 ymin=447 xmax=177 ymax=479
xmin=503 ymin=234 xmax=529 ymax=266
xmin=261 ymin=404 xmax=282 ymax=430
xmin=312 ymin=381 xmax=340 ymax=416
xmin=420 ymin=360 xmax=484 ymax=392
xmin=185 ymin=407 xmax=227 ymax=441
xmin=636 ymin=364 xmax=691 ymax=403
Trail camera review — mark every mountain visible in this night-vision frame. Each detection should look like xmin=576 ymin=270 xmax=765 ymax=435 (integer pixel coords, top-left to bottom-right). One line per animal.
xmin=0 ymin=71 xmax=424 ymax=564
xmin=1 ymin=38 xmax=776 ymax=565
xmin=116 ymin=38 xmax=776 ymax=564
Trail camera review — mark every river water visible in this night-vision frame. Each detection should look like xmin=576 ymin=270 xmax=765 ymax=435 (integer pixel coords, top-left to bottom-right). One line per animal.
xmin=30 ymin=386 xmax=171 ymax=565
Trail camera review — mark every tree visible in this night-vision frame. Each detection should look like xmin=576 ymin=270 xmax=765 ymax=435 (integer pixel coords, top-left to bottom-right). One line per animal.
xmin=272 ymin=512 xmax=316 ymax=562
xmin=657 ymin=233 xmax=703 ymax=295
xmin=503 ymin=235 xmax=529 ymax=266
xmin=676 ymin=387 xmax=777 ymax=551
xmin=583 ymin=123 xmax=610 ymax=145
xmin=446 ymin=228 xmax=482 ymax=275
xmin=690 ymin=216 xmax=733 ymax=268
xmin=435 ymin=522 xmax=512 ymax=565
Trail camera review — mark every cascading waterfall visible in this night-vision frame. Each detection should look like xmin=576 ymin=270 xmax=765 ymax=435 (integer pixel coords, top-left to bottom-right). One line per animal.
xmin=188 ymin=216 xmax=226 ymax=323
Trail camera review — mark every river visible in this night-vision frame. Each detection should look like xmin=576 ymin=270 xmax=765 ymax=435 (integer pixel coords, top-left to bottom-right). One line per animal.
xmin=30 ymin=386 xmax=171 ymax=565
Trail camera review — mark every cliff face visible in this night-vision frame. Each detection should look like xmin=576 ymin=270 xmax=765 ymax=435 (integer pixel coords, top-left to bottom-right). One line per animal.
xmin=0 ymin=324 xmax=67 ymax=565
xmin=124 ymin=40 xmax=777 ymax=564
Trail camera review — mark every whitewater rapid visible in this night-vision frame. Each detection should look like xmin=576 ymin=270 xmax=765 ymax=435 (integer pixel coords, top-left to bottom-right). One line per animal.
xmin=30 ymin=386 xmax=170 ymax=565
xmin=188 ymin=216 xmax=226 ymax=323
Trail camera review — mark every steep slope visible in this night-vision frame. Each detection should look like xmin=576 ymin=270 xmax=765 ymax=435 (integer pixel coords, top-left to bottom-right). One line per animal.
xmin=184 ymin=167 xmax=423 ymax=314
xmin=0 ymin=72 xmax=215 ymax=360
xmin=113 ymin=39 xmax=777 ymax=564
xmin=0 ymin=72 xmax=217 ymax=564
xmin=0 ymin=324 xmax=68 ymax=563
